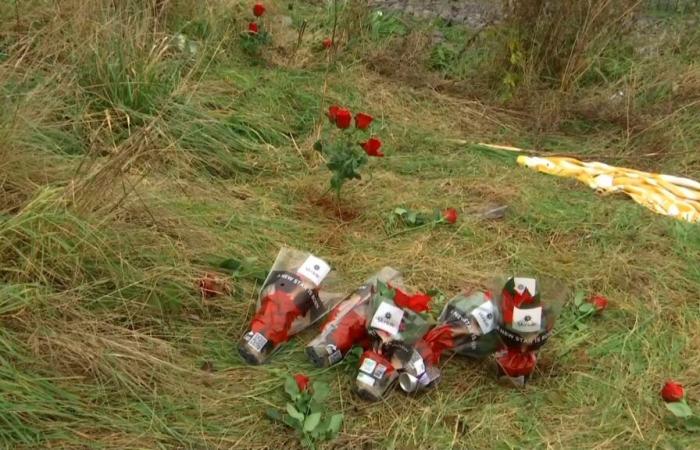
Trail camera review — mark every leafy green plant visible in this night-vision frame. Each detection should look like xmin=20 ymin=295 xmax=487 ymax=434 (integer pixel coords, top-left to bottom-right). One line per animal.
xmin=266 ymin=375 xmax=343 ymax=449
xmin=315 ymin=106 xmax=383 ymax=198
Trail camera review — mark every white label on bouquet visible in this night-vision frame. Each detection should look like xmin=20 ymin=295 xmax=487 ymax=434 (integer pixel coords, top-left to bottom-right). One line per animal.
xmin=359 ymin=358 xmax=377 ymax=375
xmin=412 ymin=358 xmax=426 ymax=376
xmin=246 ymin=332 xmax=268 ymax=352
xmin=512 ymin=306 xmax=542 ymax=333
xmin=514 ymin=277 xmax=537 ymax=296
xmin=297 ymin=255 xmax=331 ymax=285
xmin=370 ymin=302 xmax=404 ymax=336
xmin=357 ymin=372 xmax=376 ymax=386
xmin=472 ymin=301 xmax=496 ymax=334
xmin=373 ymin=364 xmax=387 ymax=379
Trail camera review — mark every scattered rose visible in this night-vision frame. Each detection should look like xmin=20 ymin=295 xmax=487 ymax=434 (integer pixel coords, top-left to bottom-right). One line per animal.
xmin=661 ymin=380 xmax=685 ymax=402
xmin=443 ymin=208 xmax=458 ymax=224
xmin=248 ymin=22 xmax=259 ymax=34
xmin=294 ymin=373 xmax=310 ymax=391
xmin=354 ymin=112 xmax=373 ymax=130
xmin=361 ymin=137 xmax=384 ymax=157
xmin=253 ymin=3 xmax=265 ymax=17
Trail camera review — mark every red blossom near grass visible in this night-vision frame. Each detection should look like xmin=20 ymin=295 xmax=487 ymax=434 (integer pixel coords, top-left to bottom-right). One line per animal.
xmin=360 ymin=137 xmax=383 ymax=157
xmin=198 ymin=273 xmax=227 ymax=298
xmin=443 ymin=208 xmax=458 ymax=224
xmin=294 ymin=374 xmax=310 ymax=391
xmin=590 ymin=294 xmax=608 ymax=313
xmin=334 ymin=108 xmax=352 ymax=129
xmin=327 ymin=105 xmax=340 ymax=123
xmin=354 ymin=112 xmax=373 ymax=130
xmin=322 ymin=38 xmax=333 ymax=49
xmin=393 ymin=288 xmax=431 ymax=312
xmin=661 ymin=380 xmax=685 ymax=402
xmin=248 ymin=22 xmax=259 ymax=33
xmin=253 ymin=3 xmax=265 ymax=17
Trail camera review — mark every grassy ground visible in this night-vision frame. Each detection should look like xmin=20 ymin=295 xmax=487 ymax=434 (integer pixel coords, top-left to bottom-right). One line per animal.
xmin=1 ymin=0 xmax=699 ymax=448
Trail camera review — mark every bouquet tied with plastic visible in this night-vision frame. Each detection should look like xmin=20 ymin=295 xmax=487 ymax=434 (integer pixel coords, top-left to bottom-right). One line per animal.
xmin=355 ymin=281 xmax=433 ymax=401
xmin=398 ymin=290 xmax=502 ymax=393
xmin=238 ymin=248 xmax=342 ymax=365
xmin=306 ymin=267 xmax=403 ymax=368
xmin=493 ymin=276 xmax=567 ymax=385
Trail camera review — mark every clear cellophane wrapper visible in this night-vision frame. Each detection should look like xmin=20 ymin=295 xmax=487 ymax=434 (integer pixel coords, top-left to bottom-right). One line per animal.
xmin=398 ymin=291 xmax=502 ymax=393
xmin=355 ymin=282 xmax=433 ymax=401
xmin=306 ymin=267 xmax=403 ymax=368
xmin=238 ymin=248 xmax=343 ymax=365
xmin=492 ymin=276 xmax=567 ymax=385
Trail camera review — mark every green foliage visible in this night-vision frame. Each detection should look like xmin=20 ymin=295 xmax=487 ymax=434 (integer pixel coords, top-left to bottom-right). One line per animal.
xmin=325 ymin=141 xmax=368 ymax=196
xmin=267 ymin=376 xmax=343 ymax=449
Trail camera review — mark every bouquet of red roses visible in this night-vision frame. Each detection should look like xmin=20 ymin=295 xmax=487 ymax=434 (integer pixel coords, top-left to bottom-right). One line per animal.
xmin=306 ymin=267 xmax=403 ymax=368
xmin=355 ymin=281 xmax=433 ymax=401
xmin=238 ymin=248 xmax=342 ymax=365
xmin=493 ymin=276 xmax=567 ymax=385
xmin=398 ymin=291 xmax=502 ymax=393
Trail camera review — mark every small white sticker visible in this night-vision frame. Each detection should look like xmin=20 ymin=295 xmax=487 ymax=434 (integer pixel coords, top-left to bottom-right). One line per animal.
xmin=297 ymin=255 xmax=331 ymax=286
xmin=512 ymin=306 xmax=542 ymax=332
xmin=357 ymin=372 xmax=376 ymax=386
xmin=247 ymin=332 xmax=268 ymax=352
xmin=472 ymin=301 xmax=496 ymax=334
xmin=373 ymin=364 xmax=387 ymax=379
xmin=370 ymin=302 xmax=404 ymax=336
xmin=513 ymin=277 xmax=537 ymax=296
xmin=359 ymin=358 xmax=377 ymax=375
xmin=413 ymin=358 xmax=426 ymax=376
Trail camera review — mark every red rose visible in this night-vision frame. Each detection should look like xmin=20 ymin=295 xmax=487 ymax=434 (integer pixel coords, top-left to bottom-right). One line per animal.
xmin=661 ymin=380 xmax=685 ymax=402
xmin=361 ymin=137 xmax=384 ymax=157
xmin=497 ymin=349 xmax=537 ymax=377
xmin=334 ymin=108 xmax=352 ymax=129
xmin=327 ymin=105 xmax=340 ymax=123
xmin=590 ymin=294 xmax=608 ymax=313
xmin=248 ymin=22 xmax=259 ymax=34
xmin=322 ymin=38 xmax=333 ymax=49
xmin=253 ymin=3 xmax=265 ymax=17
xmin=294 ymin=374 xmax=310 ymax=391
xmin=354 ymin=112 xmax=373 ymax=130
xmin=443 ymin=208 xmax=458 ymax=224
xmin=394 ymin=288 xmax=431 ymax=313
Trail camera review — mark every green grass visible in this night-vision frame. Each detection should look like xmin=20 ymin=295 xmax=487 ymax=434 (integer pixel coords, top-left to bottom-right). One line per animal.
xmin=1 ymin=0 xmax=700 ymax=449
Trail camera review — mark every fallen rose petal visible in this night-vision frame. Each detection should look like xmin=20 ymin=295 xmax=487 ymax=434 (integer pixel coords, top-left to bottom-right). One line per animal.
xmin=322 ymin=38 xmax=333 ymax=49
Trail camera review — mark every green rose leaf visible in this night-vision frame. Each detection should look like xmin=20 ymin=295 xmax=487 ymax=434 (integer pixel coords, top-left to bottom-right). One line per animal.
xmin=578 ymin=302 xmax=596 ymax=314
xmin=287 ymin=403 xmax=305 ymax=424
xmin=573 ymin=290 xmax=585 ymax=307
xmin=311 ymin=381 xmax=329 ymax=403
xmin=284 ymin=375 xmax=300 ymax=401
xmin=328 ymin=414 xmax=343 ymax=437
xmin=684 ymin=415 xmax=700 ymax=432
xmin=666 ymin=401 xmax=693 ymax=418
xmin=303 ymin=412 xmax=322 ymax=432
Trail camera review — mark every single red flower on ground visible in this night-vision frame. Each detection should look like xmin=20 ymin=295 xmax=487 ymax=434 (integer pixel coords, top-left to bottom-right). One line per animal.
xmin=361 ymin=137 xmax=383 ymax=157
xmin=294 ymin=373 xmax=310 ymax=391
xmin=443 ymin=208 xmax=458 ymax=224
xmin=334 ymin=108 xmax=352 ymax=129
xmin=253 ymin=3 xmax=265 ymax=17
xmin=590 ymin=294 xmax=608 ymax=313
xmin=248 ymin=22 xmax=259 ymax=34
xmin=327 ymin=105 xmax=340 ymax=123
xmin=354 ymin=112 xmax=373 ymax=130
xmin=394 ymin=288 xmax=431 ymax=313
xmin=198 ymin=273 xmax=228 ymax=298
xmin=661 ymin=380 xmax=685 ymax=402
xmin=322 ymin=38 xmax=333 ymax=49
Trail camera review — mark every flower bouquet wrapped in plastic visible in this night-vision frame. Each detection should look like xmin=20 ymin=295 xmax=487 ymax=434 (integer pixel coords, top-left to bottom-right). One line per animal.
xmin=398 ymin=291 xmax=501 ymax=393
xmin=238 ymin=248 xmax=342 ymax=365
xmin=493 ymin=276 xmax=567 ymax=385
xmin=355 ymin=281 xmax=433 ymax=401
xmin=306 ymin=267 xmax=403 ymax=368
